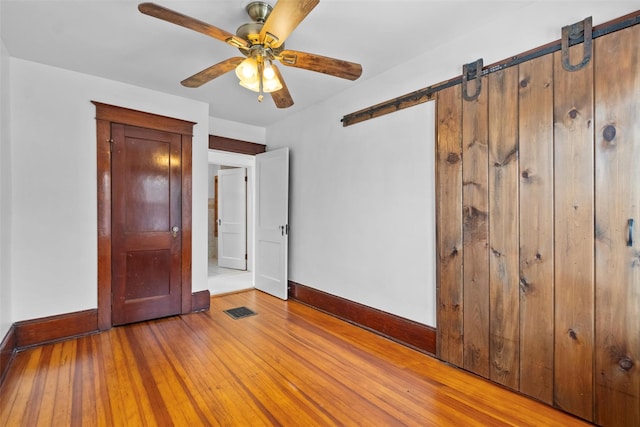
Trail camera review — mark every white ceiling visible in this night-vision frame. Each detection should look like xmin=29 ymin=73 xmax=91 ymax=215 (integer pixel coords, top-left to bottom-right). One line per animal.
xmin=0 ymin=1 xmax=552 ymax=127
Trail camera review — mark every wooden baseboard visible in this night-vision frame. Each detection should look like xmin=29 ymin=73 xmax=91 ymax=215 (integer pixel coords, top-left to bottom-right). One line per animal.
xmin=15 ymin=309 xmax=99 ymax=349
xmin=191 ymin=290 xmax=211 ymax=312
xmin=0 ymin=325 xmax=17 ymax=384
xmin=289 ymin=281 xmax=436 ymax=355
xmin=1 ymin=291 xmax=211 ymax=385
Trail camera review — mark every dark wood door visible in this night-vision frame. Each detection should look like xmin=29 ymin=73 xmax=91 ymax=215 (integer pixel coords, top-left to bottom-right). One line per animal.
xmin=111 ymin=124 xmax=182 ymax=325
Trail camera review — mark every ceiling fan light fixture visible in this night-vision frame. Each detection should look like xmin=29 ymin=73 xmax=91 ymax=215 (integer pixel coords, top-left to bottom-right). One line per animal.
xmin=236 ymin=57 xmax=282 ymax=95
xmin=236 ymin=57 xmax=258 ymax=80
xmin=140 ymin=1 xmax=361 ymax=109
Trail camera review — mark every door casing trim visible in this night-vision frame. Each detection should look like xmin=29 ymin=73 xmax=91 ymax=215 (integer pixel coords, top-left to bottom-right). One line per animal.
xmin=92 ymin=101 xmax=195 ymax=330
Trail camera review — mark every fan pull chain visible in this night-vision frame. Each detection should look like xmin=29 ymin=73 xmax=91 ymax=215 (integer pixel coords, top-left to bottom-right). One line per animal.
xmin=258 ymin=60 xmax=264 ymax=103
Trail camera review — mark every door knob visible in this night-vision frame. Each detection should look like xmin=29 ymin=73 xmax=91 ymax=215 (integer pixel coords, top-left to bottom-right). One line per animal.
xmin=172 ymin=226 xmax=180 ymax=238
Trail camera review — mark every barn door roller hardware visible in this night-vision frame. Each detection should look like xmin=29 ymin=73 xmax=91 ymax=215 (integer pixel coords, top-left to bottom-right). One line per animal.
xmin=561 ymin=17 xmax=593 ymax=71
xmin=341 ymin=10 xmax=639 ymax=127
xmin=462 ymin=58 xmax=483 ymax=102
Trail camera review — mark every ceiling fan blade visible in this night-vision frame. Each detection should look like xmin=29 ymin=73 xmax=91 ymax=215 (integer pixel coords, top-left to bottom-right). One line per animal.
xmin=259 ymin=0 xmax=319 ymax=48
xmin=278 ymin=50 xmax=362 ymax=81
xmin=138 ymin=2 xmax=249 ymax=49
xmin=181 ymin=57 xmax=245 ymax=88
xmin=270 ymin=65 xmax=294 ymax=109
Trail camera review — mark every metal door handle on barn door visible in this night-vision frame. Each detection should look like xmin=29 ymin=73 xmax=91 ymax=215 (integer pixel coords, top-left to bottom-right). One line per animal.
xmin=628 ymin=219 xmax=634 ymax=247
xmin=172 ymin=226 xmax=180 ymax=238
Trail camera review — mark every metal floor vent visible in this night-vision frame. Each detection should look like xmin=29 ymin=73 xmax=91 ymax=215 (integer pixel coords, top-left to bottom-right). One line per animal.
xmin=223 ymin=306 xmax=257 ymax=320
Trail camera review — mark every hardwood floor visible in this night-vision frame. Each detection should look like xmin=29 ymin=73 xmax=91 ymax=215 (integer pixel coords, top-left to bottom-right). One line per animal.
xmin=0 ymin=290 xmax=587 ymax=426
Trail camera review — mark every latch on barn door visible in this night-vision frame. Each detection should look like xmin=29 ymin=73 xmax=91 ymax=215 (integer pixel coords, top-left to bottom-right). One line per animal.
xmin=462 ymin=58 xmax=483 ymax=102
xmin=561 ymin=16 xmax=593 ymax=72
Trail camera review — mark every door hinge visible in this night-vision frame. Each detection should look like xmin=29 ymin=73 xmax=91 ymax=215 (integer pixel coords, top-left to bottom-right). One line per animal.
xmin=108 ymin=139 xmax=114 ymax=152
xmin=245 ymin=253 xmax=248 ymax=260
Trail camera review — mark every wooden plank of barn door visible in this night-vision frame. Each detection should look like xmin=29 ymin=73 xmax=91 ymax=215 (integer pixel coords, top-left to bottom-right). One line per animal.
xmin=553 ymin=44 xmax=595 ymax=422
xmin=594 ymin=24 xmax=640 ymax=427
xmin=436 ymin=85 xmax=464 ymax=366
xmin=487 ymin=67 xmax=520 ymax=390
xmin=462 ymin=74 xmax=490 ymax=378
xmin=518 ymin=54 xmax=554 ymax=404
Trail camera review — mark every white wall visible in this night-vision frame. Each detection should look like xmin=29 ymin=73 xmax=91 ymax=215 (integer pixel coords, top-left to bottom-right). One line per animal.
xmin=267 ymin=1 xmax=639 ymax=327
xmin=0 ymin=38 xmax=12 ymax=338
xmin=9 ymin=58 xmax=210 ymax=322
xmin=209 ymin=116 xmax=266 ymax=145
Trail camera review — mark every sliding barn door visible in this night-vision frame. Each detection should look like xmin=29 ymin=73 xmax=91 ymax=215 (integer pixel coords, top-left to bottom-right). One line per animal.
xmin=594 ymin=25 xmax=640 ymax=427
xmin=436 ymin=23 xmax=639 ymax=425
xmin=553 ymin=41 xmax=595 ymax=420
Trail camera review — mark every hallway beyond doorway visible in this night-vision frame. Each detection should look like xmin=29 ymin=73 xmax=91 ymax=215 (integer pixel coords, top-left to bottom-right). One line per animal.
xmin=208 ymin=257 xmax=252 ymax=295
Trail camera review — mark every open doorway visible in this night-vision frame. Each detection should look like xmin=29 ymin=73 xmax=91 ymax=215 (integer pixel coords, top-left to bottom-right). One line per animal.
xmin=207 ymin=150 xmax=256 ymax=295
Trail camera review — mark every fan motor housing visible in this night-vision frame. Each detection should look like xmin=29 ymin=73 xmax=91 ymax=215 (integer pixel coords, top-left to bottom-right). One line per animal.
xmin=236 ymin=22 xmax=263 ymax=45
xmin=236 ymin=1 xmax=282 ymax=55
xmin=246 ymin=1 xmax=272 ymax=23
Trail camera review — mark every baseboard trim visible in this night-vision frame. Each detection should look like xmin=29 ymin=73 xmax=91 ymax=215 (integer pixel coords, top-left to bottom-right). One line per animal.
xmin=192 ymin=290 xmax=211 ymax=312
xmin=15 ymin=309 xmax=99 ymax=349
xmin=0 ymin=325 xmax=17 ymax=384
xmin=289 ymin=281 xmax=436 ymax=355
xmin=1 ymin=291 xmax=212 ymax=386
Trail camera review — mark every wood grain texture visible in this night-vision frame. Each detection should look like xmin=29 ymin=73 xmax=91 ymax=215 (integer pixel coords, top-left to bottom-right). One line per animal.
xmin=289 ymin=282 xmax=435 ymax=355
xmin=208 ymin=135 xmax=267 ymax=155
xmin=92 ymin=101 xmax=195 ymax=136
xmin=111 ymin=125 xmax=183 ymax=325
xmin=180 ymin=57 xmax=244 ymax=88
xmin=594 ymin=24 xmax=640 ymax=427
xmin=260 ymin=0 xmax=319 ymax=48
xmin=553 ymin=44 xmax=595 ymax=422
xmin=191 ymin=290 xmax=211 ymax=312
xmin=181 ymin=134 xmax=194 ymax=315
xmin=137 ymin=2 xmax=248 ymax=49
xmin=14 ymin=310 xmax=98 ymax=349
xmin=462 ymin=73 xmax=490 ymax=378
xmin=487 ymin=67 xmax=520 ymax=390
xmin=518 ymin=54 xmax=555 ymax=404
xmin=96 ymin=117 xmax=112 ymax=331
xmin=0 ymin=326 xmax=16 ymax=385
xmin=93 ymin=102 xmax=195 ymax=329
xmin=435 ymin=84 xmax=464 ymax=365
xmin=0 ymin=290 xmax=589 ymax=426
xmin=270 ymin=64 xmax=295 ymax=109
xmin=279 ymin=50 xmax=362 ymax=80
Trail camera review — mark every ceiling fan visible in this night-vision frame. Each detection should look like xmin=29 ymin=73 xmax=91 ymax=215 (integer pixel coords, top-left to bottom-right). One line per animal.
xmin=138 ymin=0 xmax=363 ymax=108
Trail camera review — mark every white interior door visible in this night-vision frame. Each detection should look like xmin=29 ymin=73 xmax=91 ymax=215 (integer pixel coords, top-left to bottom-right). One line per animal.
xmin=217 ymin=167 xmax=247 ymax=270
xmin=255 ymin=148 xmax=289 ymax=299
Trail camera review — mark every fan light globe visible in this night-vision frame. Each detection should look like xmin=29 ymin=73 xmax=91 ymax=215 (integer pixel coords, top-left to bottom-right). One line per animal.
xmin=263 ymin=63 xmax=276 ymax=80
xmin=236 ymin=57 xmax=258 ymax=79
xmin=235 ymin=57 xmax=282 ymax=93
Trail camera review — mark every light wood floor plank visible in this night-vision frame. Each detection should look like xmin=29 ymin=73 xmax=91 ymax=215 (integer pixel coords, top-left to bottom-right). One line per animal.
xmin=0 ymin=290 xmax=587 ymax=426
